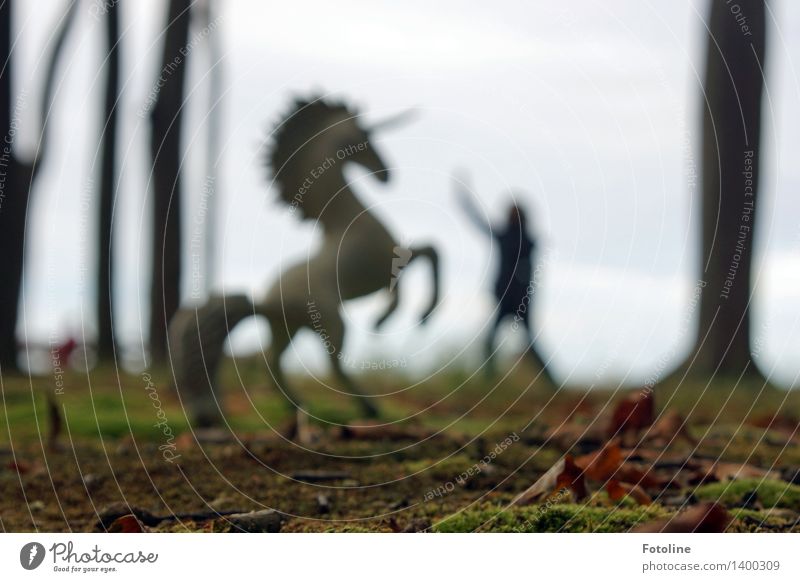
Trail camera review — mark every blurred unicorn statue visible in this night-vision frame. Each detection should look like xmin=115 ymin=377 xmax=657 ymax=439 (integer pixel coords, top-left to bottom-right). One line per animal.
xmin=169 ymin=96 xmax=440 ymax=441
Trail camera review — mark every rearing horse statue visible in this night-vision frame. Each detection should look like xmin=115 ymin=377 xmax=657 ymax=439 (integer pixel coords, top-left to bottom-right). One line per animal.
xmin=169 ymin=96 xmax=440 ymax=438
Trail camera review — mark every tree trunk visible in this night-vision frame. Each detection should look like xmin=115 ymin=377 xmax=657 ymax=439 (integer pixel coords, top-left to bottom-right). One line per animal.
xmin=149 ymin=0 xmax=192 ymax=364
xmin=203 ymin=0 xmax=221 ymax=298
xmin=0 ymin=0 xmax=22 ymax=371
xmin=96 ymin=1 xmax=121 ymax=360
xmin=692 ymin=0 xmax=766 ymax=379
xmin=0 ymin=0 xmax=77 ymax=371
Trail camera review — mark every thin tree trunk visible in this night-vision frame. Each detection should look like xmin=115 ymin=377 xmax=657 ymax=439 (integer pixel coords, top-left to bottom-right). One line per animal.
xmin=0 ymin=0 xmax=22 ymax=370
xmin=692 ymin=0 xmax=766 ymax=379
xmin=0 ymin=0 xmax=78 ymax=371
xmin=96 ymin=1 xmax=121 ymax=360
xmin=149 ymin=0 xmax=192 ymax=364
xmin=203 ymin=0 xmax=221 ymax=297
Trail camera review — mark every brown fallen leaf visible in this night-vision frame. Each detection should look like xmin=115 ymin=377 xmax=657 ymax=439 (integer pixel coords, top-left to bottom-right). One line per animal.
xmin=615 ymin=462 xmax=667 ymax=490
xmin=96 ymin=504 xmax=159 ymax=530
xmin=512 ymin=455 xmax=587 ymax=506
xmin=107 ymin=514 xmax=147 ymax=533
xmin=555 ymin=456 xmax=588 ymax=500
xmin=575 ymin=438 xmax=622 ymax=481
xmin=606 ymin=479 xmax=652 ymax=505
xmin=632 ymin=502 xmax=732 ymax=533
xmin=6 ymin=460 xmax=31 ymax=474
xmin=644 ymin=409 xmax=697 ymax=447
xmin=607 ymin=390 xmax=654 ymax=440
xmin=749 ymin=413 xmax=799 ymax=433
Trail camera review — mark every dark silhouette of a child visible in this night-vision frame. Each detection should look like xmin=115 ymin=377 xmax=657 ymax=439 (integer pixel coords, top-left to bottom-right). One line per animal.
xmin=455 ymin=175 xmax=554 ymax=384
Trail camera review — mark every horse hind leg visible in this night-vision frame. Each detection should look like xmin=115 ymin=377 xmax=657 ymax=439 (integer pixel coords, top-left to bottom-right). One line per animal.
xmin=324 ymin=312 xmax=379 ymax=419
xmin=410 ymin=244 xmax=440 ymax=324
xmin=169 ymin=294 xmax=254 ymax=428
xmin=264 ymin=318 xmax=312 ymax=442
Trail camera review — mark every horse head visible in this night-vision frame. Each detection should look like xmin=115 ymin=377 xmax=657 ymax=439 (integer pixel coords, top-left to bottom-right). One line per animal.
xmin=266 ymin=95 xmax=417 ymax=220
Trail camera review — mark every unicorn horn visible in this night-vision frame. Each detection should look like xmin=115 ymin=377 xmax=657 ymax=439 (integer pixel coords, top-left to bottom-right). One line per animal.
xmin=367 ymin=108 xmax=419 ymax=133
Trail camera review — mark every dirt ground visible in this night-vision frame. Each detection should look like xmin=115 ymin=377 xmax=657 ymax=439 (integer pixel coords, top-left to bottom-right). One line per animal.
xmin=2 ymin=363 xmax=800 ymax=532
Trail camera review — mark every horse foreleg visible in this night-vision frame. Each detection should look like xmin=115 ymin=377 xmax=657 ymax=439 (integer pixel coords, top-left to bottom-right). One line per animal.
xmin=373 ymin=285 xmax=400 ymax=330
xmin=372 ymin=244 xmax=439 ymax=329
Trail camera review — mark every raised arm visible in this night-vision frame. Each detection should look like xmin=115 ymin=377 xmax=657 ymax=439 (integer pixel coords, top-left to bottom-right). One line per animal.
xmin=453 ymin=172 xmax=494 ymax=238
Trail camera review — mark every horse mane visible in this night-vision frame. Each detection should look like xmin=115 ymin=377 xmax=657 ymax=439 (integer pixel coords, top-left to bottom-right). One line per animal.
xmin=265 ymin=96 xmax=360 ymax=207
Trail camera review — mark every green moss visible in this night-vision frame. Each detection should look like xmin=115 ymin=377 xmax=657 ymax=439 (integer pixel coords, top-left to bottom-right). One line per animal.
xmin=404 ymin=454 xmax=474 ymax=479
xmin=694 ymin=480 xmax=800 ymax=511
xmin=433 ymin=503 xmax=667 ymax=533
xmin=728 ymin=508 xmax=800 ymax=532
xmin=587 ymin=490 xmax=639 ymax=509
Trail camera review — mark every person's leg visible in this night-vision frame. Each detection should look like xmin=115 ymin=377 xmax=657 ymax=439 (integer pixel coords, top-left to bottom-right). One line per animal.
xmin=484 ymin=308 xmax=506 ymax=377
xmin=519 ymin=307 xmax=556 ymax=386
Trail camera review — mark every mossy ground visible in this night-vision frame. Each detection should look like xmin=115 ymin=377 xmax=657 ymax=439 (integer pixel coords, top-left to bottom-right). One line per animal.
xmin=694 ymin=480 xmax=800 ymax=511
xmin=1 ymin=359 xmax=799 ymax=532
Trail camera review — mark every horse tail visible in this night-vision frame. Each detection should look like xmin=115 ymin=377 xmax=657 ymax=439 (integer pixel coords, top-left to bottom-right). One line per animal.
xmin=411 ymin=244 xmax=440 ymax=323
xmin=168 ymin=294 xmax=256 ymax=428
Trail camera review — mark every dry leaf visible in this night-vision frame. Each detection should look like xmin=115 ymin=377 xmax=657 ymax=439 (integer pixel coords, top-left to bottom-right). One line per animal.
xmin=644 ymin=409 xmax=696 ymax=446
xmin=107 ymin=514 xmax=146 ymax=533
xmin=607 ymin=390 xmax=654 ymax=439
xmin=749 ymin=413 xmax=799 ymax=433
xmin=575 ymin=438 xmax=622 ymax=481
xmin=512 ymin=455 xmax=586 ymax=506
xmin=6 ymin=460 xmax=30 ymax=474
xmin=615 ymin=462 xmax=666 ymax=490
xmin=632 ymin=502 xmax=732 ymax=533
xmin=606 ymin=480 xmax=652 ymax=505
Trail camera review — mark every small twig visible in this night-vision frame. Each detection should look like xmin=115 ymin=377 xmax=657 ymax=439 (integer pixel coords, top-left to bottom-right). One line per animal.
xmin=290 ymin=470 xmax=351 ymax=483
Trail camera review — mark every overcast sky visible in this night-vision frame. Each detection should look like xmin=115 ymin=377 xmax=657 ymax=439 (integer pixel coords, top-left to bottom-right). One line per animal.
xmin=12 ymin=0 xmax=800 ymax=387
